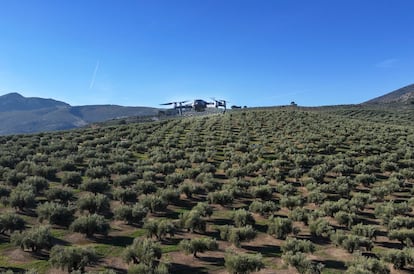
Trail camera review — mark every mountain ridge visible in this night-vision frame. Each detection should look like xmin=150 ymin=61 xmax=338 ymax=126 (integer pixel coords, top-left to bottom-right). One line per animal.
xmin=364 ymin=83 xmax=414 ymax=104
xmin=0 ymin=92 xmax=159 ymax=135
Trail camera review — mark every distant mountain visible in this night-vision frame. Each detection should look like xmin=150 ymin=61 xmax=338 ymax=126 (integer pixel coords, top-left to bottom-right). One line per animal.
xmin=0 ymin=93 xmax=159 ymax=135
xmin=0 ymin=92 xmax=69 ymax=112
xmin=364 ymin=84 xmax=414 ymax=104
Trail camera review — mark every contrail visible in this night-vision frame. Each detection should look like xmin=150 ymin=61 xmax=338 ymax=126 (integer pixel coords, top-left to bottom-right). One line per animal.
xmin=89 ymin=60 xmax=100 ymax=89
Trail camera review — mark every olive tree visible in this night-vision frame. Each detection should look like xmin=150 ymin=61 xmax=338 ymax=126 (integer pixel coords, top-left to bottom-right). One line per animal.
xmin=224 ymin=251 xmax=264 ymax=274
xmin=11 ymin=225 xmax=52 ymax=252
xmin=49 ymin=245 xmax=98 ymax=272
xmin=179 ymin=237 xmax=218 ymax=258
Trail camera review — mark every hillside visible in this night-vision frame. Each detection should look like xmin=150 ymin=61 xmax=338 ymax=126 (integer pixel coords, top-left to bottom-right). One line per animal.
xmin=0 ymin=93 xmax=69 ymax=112
xmin=0 ymin=107 xmax=413 ymax=273
xmin=0 ymin=93 xmax=159 ymax=135
xmin=364 ymin=83 xmax=414 ymax=104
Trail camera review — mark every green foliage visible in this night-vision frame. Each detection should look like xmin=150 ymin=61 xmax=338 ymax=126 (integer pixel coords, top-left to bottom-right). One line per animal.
xmin=23 ymin=176 xmax=49 ymax=194
xmin=375 ymin=201 xmax=412 ymax=225
xmin=61 ymin=171 xmax=82 ymax=187
xmin=9 ymin=183 xmax=36 ymax=210
xmin=70 ymin=214 xmax=110 ymax=237
xmin=249 ymin=200 xmax=279 ymax=216
xmin=45 ymin=187 xmax=74 ymax=204
xmin=11 ymin=225 xmax=52 ymax=252
xmin=143 ymin=219 xmax=175 ymax=240
xmin=140 ymin=194 xmax=168 ymax=213
xmin=388 ymin=229 xmax=414 ymax=246
xmin=218 ymin=225 xmax=257 ymax=247
xmin=282 ymin=237 xmax=315 ymax=254
xmin=0 ymin=213 xmax=25 ymax=234
xmin=224 ymin=251 xmax=264 ymax=274
xmin=309 ymin=218 xmax=333 ymax=238
xmin=77 ymin=193 xmax=110 ymax=214
xmin=267 ymin=217 xmax=293 ymax=240
xmin=334 ymin=211 xmax=357 ymax=229
xmin=207 ymin=190 xmax=234 ymax=206
xmin=81 ymin=178 xmax=110 ymax=194
xmin=388 ymin=216 xmax=414 ymax=230
xmin=280 ymin=194 xmax=303 ymax=210
xmin=123 ymin=238 xmax=162 ymax=266
xmin=382 ymin=247 xmax=414 ymax=269
xmin=351 ymin=223 xmax=377 ymax=239
xmin=330 ymin=231 xmax=373 ymax=253
xmin=249 ymin=185 xmax=273 ymax=200
xmin=114 ymin=204 xmax=148 ymax=225
xmin=192 ymin=202 xmax=213 ymax=218
xmin=49 ymin=245 xmax=98 ymax=272
xmin=37 ymin=201 xmax=74 ymax=227
xmin=179 ymin=237 xmax=218 ymax=258
xmin=345 ymin=255 xmax=390 ymax=274
xmin=282 ymin=251 xmax=324 ymax=274
xmin=179 ymin=210 xmax=206 ymax=233
xmin=113 ymin=187 xmax=138 ymax=204
xmin=231 ymin=209 xmax=255 ymax=227
xmin=127 ymin=262 xmax=169 ymax=274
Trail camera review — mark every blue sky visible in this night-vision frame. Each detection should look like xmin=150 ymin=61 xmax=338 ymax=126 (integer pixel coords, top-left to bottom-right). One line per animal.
xmin=1 ymin=0 xmax=414 ymax=107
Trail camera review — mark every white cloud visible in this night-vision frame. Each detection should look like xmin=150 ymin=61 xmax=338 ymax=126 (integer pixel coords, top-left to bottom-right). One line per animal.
xmin=376 ymin=58 xmax=398 ymax=68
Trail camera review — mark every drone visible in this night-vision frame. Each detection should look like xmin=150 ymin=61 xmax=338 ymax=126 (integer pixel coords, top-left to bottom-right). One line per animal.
xmin=160 ymin=98 xmax=228 ymax=115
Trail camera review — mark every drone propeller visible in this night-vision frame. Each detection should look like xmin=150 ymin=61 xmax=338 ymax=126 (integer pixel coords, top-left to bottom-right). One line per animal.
xmin=160 ymin=100 xmax=189 ymax=106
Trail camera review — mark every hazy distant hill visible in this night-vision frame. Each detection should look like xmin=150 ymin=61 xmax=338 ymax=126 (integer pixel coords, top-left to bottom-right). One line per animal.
xmin=0 ymin=93 xmax=159 ymax=135
xmin=364 ymin=83 xmax=414 ymax=104
xmin=0 ymin=92 xmax=69 ymax=112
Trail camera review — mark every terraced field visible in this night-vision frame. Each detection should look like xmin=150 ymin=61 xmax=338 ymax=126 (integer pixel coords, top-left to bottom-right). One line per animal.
xmin=0 ymin=106 xmax=413 ymax=273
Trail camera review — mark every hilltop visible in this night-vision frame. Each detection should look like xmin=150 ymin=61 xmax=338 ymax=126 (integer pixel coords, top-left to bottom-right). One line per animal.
xmin=364 ymin=83 xmax=414 ymax=104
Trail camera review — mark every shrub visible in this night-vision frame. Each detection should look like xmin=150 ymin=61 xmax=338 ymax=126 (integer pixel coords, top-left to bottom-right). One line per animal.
xmin=0 ymin=213 xmax=25 ymax=234
xmin=351 ymin=223 xmax=377 ymax=240
xmin=113 ymin=187 xmax=138 ymax=204
xmin=143 ymin=219 xmax=176 ymax=240
xmin=70 ymin=214 xmax=110 ymax=237
xmin=345 ymin=255 xmax=389 ymax=274
xmin=9 ymin=184 xmax=36 ymax=211
xmin=78 ymin=193 xmax=110 ymax=214
xmin=180 ymin=210 xmax=206 ymax=233
xmin=309 ymin=218 xmax=333 ymax=238
xmin=45 ymin=187 xmax=74 ymax=204
xmin=37 ymin=202 xmax=74 ymax=227
xmin=282 ymin=237 xmax=315 ymax=254
xmin=123 ymin=238 xmax=162 ymax=266
xmin=139 ymin=194 xmax=168 ymax=213
xmin=283 ymin=251 xmax=324 ymax=274
xmin=218 ymin=225 xmax=256 ymax=247
xmin=81 ymin=178 xmax=110 ymax=194
xmin=388 ymin=229 xmax=414 ymax=246
xmin=267 ymin=217 xmax=293 ymax=240
xmin=231 ymin=209 xmax=255 ymax=227
xmin=61 ymin=171 xmax=82 ymax=187
xmin=192 ymin=202 xmax=213 ymax=218
xmin=49 ymin=245 xmax=98 ymax=272
xmin=179 ymin=237 xmax=218 ymax=258
xmin=114 ymin=204 xmax=148 ymax=225
xmin=249 ymin=185 xmax=273 ymax=200
xmin=224 ymin=251 xmax=264 ymax=274
xmin=23 ymin=176 xmax=49 ymax=194
xmin=249 ymin=200 xmax=279 ymax=216
xmin=11 ymin=225 xmax=52 ymax=252
xmin=207 ymin=190 xmax=234 ymax=206
xmin=382 ymin=247 xmax=414 ymax=269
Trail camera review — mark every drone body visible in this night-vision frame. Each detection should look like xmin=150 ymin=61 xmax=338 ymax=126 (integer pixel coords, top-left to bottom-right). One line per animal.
xmin=161 ymin=98 xmax=227 ymax=115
